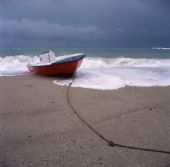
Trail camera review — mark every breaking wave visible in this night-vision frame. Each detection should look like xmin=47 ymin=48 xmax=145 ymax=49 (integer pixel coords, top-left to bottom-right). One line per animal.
xmin=1 ymin=55 xmax=170 ymax=90
xmin=81 ymin=57 xmax=170 ymax=68
xmin=0 ymin=55 xmax=39 ymax=76
xmin=152 ymin=47 xmax=170 ymax=50
xmin=54 ymin=57 xmax=170 ymax=90
xmin=1 ymin=56 xmax=170 ymax=76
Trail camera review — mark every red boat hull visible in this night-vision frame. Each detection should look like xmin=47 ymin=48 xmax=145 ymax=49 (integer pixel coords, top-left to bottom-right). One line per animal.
xmin=28 ymin=59 xmax=83 ymax=76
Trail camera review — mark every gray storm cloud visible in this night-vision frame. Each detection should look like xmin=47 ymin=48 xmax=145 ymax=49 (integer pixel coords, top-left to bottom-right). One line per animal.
xmin=0 ymin=0 xmax=170 ymax=47
xmin=0 ymin=19 xmax=108 ymax=40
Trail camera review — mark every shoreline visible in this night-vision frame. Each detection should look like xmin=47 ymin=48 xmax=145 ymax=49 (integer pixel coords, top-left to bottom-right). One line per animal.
xmin=2 ymin=74 xmax=170 ymax=91
xmin=0 ymin=75 xmax=170 ymax=167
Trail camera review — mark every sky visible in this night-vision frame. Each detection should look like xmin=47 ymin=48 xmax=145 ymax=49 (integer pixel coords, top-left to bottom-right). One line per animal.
xmin=0 ymin=0 xmax=170 ymax=48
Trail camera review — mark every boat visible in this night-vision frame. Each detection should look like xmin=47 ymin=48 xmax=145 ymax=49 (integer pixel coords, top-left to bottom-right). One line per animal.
xmin=27 ymin=50 xmax=86 ymax=76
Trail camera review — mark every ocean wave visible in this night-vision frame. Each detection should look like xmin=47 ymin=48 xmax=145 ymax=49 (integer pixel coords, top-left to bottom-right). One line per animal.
xmin=0 ymin=55 xmax=39 ymax=76
xmin=1 ymin=55 xmax=170 ymax=90
xmin=54 ymin=57 xmax=170 ymax=90
xmin=1 ymin=55 xmax=170 ymax=76
xmin=81 ymin=57 xmax=170 ymax=69
xmin=54 ymin=67 xmax=170 ymax=90
xmin=152 ymin=47 xmax=170 ymax=50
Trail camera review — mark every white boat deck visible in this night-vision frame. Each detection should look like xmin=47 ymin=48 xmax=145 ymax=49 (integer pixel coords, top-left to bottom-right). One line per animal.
xmin=30 ymin=53 xmax=84 ymax=67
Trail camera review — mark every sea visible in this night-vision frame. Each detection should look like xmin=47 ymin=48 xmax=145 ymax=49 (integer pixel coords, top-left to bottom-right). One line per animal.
xmin=1 ymin=48 xmax=170 ymax=90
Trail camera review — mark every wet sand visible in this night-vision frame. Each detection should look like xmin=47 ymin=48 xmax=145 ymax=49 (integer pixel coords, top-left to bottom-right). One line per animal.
xmin=0 ymin=75 xmax=170 ymax=167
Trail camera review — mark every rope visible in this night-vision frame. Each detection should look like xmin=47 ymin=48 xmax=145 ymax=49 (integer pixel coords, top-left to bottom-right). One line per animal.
xmin=66 ymin=79 xmax=170 ymax=155
xmin=66 ymin=80 xmax=110 ymax=144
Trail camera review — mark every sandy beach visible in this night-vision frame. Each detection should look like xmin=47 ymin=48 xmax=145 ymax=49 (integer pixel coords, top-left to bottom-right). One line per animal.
xmin=0 ymin=75 xmax=170 ymax=167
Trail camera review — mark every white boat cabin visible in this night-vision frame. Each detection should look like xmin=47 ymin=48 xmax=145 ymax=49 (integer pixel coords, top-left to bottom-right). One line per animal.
xmin=39 ymin=50 xmax=56 ymax=64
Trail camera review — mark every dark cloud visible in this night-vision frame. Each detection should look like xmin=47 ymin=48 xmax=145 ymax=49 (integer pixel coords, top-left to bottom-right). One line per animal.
xmin=0 ymin=0 xmax=170 ymax=47
xmin=0 ymin=19 xmax=108 ymax=40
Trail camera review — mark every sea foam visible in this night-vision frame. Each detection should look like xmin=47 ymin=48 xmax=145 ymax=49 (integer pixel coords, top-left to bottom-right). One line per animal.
xmin=54 ymin=57 xmax=170 ymax=90
xmin=1 ymin=55 xmax=170 ymax=90
xmin=0 ymin=55 xmax=39 ymax=76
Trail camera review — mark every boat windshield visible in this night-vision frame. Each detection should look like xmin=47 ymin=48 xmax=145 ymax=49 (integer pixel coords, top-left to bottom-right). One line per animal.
xmin=42 ymin=51 xmax=50 ymax=54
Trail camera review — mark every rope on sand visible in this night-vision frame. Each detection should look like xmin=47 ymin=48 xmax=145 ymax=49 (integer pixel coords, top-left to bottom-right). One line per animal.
xmin=65 ymin=78 xmax=170 ymax=155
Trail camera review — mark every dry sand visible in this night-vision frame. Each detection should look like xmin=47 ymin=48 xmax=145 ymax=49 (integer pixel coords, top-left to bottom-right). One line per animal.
xmin=0 ymin=75 xmax=170 ymax=167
